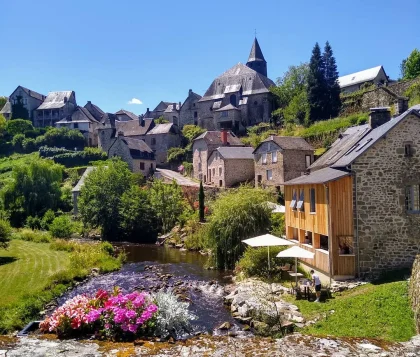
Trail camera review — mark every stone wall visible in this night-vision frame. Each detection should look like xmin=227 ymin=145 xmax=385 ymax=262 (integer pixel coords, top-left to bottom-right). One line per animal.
xmin=352 ymin=113 xmax=420 ymax=278
xmin=192 ymin=139 xmax=210 ymax=181
xmin=144 ymin=132 xmax=182 ymax=167
xmin=409 ymin=254 xmax=420 ymax=333
xmin=224 ymin=159 xmax=255 ymax=187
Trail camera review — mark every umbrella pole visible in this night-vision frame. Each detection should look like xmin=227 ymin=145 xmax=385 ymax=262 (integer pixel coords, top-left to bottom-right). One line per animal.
xmin=295 ymin=256 xmax=298 ymax=286
xmin=268 ymin=246 xmax=270 ymax=273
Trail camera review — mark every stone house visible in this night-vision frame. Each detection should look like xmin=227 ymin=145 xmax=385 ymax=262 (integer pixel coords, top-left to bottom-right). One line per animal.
xmin=192 ymin=130 xmax=243 ymax=182
xmin=115 ymin=117 xmax=155 ymax=139
xmin=162 ymin=102 xmax=181 ymax=125
xmin=283 ymin=106 xmax=420 ymax=279
xmin=196 ymin=38 xmax=275 ymax=133
xmin=115 ymin=109 xmax=138 ymax=122
xmin=84 ymin=101 xmax=104 ymax=122
xmin=145 ymin=101 xmax=172 ymax=119
xmin=338 ymin=66 xmax=390 ymax=94
xmin=98 ymin=128 xmax=155 ymax=175
xmin=6 ymin=85 xmax=46 ymax=121
xmin=207 ymin=146 xmax=255 ymax=187
xmin=34 ymin=91 xmax=77 ymax=127
xmin=253 ymin=136 xmax=314 ymax=191
xmin=56 ymin=106 xmax=101 ymax=146
xmin=0 ymin=100 xmax=12 ymax=120
xmin=144 ymin=123 xmax=182 ymax=166
xmin=179 ymin=89 xmax=202 ymax=127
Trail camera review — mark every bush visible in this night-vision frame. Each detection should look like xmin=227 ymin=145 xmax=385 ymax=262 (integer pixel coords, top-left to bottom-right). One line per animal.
xmin=235 ymin=246 xmax=294 ymax=279
xmin=39 ymin=146 xmax=72 ymax=158
xmin=52 ymin=148 xmax=107 ymax=167
xmin=22 ymin=138 xmax=38 ymax=153
xmin=49 ymin=215 xmax=74 ymax=238
xmin=12 ymin=134 xmax=25 ymax=151
xmin=6 ymin=119 xmax=34 ymax=137
xmin=0 ymin=219 xmax=12 ymax=249
xmin=13 ymin=228 xmax=52 ymax=243
xmin=270 ymin=213 xmax=285 ymax=237
xmin=41 ymin=209 xmax=56 ymax=230
xmin=25 ymin=215 xmax=42 ymax=230
xmin=41 ymin=127 xmax=85 ymax=150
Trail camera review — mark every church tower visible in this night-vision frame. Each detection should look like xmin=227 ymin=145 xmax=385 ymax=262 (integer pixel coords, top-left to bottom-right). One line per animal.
xmin=246 ymin=37 xmax=267 ymax=77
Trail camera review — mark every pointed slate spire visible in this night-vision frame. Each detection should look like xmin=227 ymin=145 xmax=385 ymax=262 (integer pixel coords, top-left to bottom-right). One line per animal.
xmin=246 ymin=37 xmax=267 ymax=77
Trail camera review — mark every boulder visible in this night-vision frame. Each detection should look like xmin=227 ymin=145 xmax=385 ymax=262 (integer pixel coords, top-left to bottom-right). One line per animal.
xmin=218 ymin=322 xmax=231 ymax=330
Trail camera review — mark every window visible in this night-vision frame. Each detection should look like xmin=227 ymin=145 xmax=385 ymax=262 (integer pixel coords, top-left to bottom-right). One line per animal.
xmin=310 ymin=188 xmax=316 ymax=213
xmin=290 ymin=189 xmax=297 ymax=209
xmin=272 ymin=151 xmax=277 ymax=163
xmin=297 ymin=189 xmax=304 ymax=211
xmin=338 ymin=236 xmax=353 ymax=254
xmin=140 ymin=162 xmax=145 ymax=170
xmin=266 ymin=169 xmax=272 ymax=180
xmin=406 ymin=185 xmax=420 ymax=213
xmin=405 ymin=144 xmax=413 ymax=157
xmin=257 ymin=175 xmax=262 ymax=183
xmin=219 ymin=167 xmax=222 ymax=176
xmin=194 ymin=111 xmax=197 ymax=118
xmin=151 ymin=138 xmax=156 ymax=145
xmin=74 ymin=123 xmax=79 ymax=129
xmin=320 ymin=235 xmax=329 ymax=251
xmin=221 ymin=111 xmax=228 ymax=117
xmin=305 ymin=155 xmax=311 ymax=168
xmin=262 ymin=153 xmax=267 ymax=164
xmin=219 ymin=180 xmax=223 ymax=187
xmin=230 ymin=94 xmax=237 ymax=106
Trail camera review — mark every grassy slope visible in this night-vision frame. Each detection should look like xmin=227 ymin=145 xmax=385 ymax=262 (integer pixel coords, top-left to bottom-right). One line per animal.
xmin=284 ymin=281 xmax=416 ymax=342
xmin=0 ymin=153 xmax=39 ymax=188
xmin=0 ymin=240 xmax=70 ymax=306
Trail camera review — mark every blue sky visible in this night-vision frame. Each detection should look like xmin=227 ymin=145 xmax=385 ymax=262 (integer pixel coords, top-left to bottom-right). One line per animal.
xmin=1 ymin=0 xmax=419 ymax=115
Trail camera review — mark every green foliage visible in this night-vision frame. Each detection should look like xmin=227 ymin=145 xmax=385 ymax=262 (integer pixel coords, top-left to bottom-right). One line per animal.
xmin=405 ymin=82 xmax=420 ymax=107
xmin=25 ymin=215 xmax=42 ymax=230
xmin=41 ymin=209 xmax=55 ymax=230
xmin=79 ymin=159 xmax=134 ymax=240
xmin=49 ymin=215 xmax=74 ymax=238
xmin=323 ymin=41 xmax=341 ymax=119
xmin=235 ymin=246 xmax=294 ymax=279
xmin=307 ymin=42 xmax=327 ymax=123
xmin=13 ymin=228 xmax=52 ymax=243
xmin=182 ymin=125 xmax=205 ymax=144
xmin=0 ymin=97 xmax=7 ymax=110
xmin=3 ymin=158 xmax=63 ymax=226
xmin=119 ymin=185 xmax=158 ymax=242
xmin=11 ymin=96 xmax=29 ymax=120
xmin=182 ymin=161 xmax=193 ymax=176
xmin=41 ymin=127 xmax=85 ymax=149
xmin=51 ymin=148 xmax=107 ymax=167
xmin=207 ymin=186 xmax=273 ymax=270
xmin=270 ymin=213 xmax=285 ymax=237
xmin=149 ymin=179 xmax=184 ymax=233
xmin=22 ymin=137 xmax=37 ymax=153
xmin=0 ymin=219 xmax=11 ymax=249
xmin=155 ymin=116 xmax=169 ymax=124
xmin=6 ymin=119 xmax=34 ymax=136
xmin=167 ymin=147 xmax=188 ymax=163
xmin=12 ymin=133 xmax=25 ymax=151
xmin=199 ymin=181 xmax=205 ymax=222
xmin=400 ymin=48 xmax=420 ymax=80
xmin=0 ymin=115 xmax=6 ymax=137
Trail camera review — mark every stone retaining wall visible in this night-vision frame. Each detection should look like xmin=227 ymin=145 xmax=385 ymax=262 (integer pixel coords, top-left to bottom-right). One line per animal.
xmin=409 ymin=254 xmax=420 ymax=333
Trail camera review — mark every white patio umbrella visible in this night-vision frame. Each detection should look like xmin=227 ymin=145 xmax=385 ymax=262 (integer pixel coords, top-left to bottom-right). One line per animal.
xmin=242 ymin=234 xmax=295 ymax=271
xmin=276 ymin=245 xmax=315 ymax=284
xmin=266 ymin=202 xmax=286 ymax=213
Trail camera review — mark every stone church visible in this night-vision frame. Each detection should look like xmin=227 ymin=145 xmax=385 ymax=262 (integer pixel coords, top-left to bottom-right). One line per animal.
xmin=194 ymin=38 xmax=276 ymax=133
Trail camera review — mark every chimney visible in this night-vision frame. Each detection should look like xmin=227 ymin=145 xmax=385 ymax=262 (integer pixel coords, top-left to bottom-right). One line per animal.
xmin=178 ymin=101 xmax=181 ymax=109
xmin=87 ymin=100 xmax=91 ymax=105
xmin=221 ymin=129 xmax=228 ymax=145
xmin=117 ymin=131 xmax=124 ymax=137
xmin=395 ymin=98 xmax=409 ymax=115
xmin=369 ymin=107 xmax=391 ymax=129
xmin=139 ymin=114 xmax=145 ymax=127
xmin=189 ymin=89 xmax=192 ymax=96
xmin=172 ymin=103 xmax=176 ymax=110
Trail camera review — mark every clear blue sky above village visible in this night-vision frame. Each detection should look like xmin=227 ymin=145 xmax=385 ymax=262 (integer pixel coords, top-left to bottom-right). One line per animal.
xmin=1 ymin=0 xmax=419 ymax=115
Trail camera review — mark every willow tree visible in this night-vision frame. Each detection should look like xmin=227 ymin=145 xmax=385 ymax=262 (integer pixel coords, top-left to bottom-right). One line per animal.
xmin=207 ymin=186 xmax=273 ymax=270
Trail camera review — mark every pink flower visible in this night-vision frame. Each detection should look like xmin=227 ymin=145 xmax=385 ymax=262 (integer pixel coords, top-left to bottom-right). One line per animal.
xmin=86 ymin=309 xmax=101 ymax=323
xmin=125 ymin=310 xmax=137 ymax=320
xmin=128 ymin=324 xmax=138 ymax=333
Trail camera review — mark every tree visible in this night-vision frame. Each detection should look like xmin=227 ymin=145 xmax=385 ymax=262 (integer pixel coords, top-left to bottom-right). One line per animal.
xmin=79 ymin=159 xmax=134 ymax=240
xmin=307 ymin=42 xmax=328 ymax=123
xmin=198 ymin=181 xmax=205 ymax=222
xmin=207 ymin=187 xmax=273 ymax=270
xmin=0 ymin=97 xmax=7 ymax=111
xmin=323 ymin=41 xmax=341 ymax=118
xmin=400 ymin=49 xmax=420 ymax=80
xmin=155 ymin=116 xmax=169 ymax=124
xmin=182 ymin=125 xmax=205 ymax=145
xmin=0 ymin=219 xmax=12 ymax=249
xmin=149 ymin=179 xmax=183 ymax=233
xmin=11 ymin=96 xmax=29 ymax=120
xmin=49 ymin=215 xmax=74 ymax=238
xmin=0 ymin=114 xmax=6 ymax=137
xmin=3 ymin=159 xmax=63 ymax=226
xmin=6 ymin=119 xmax=34 ymax=136
xmin=42 ymin=127 xmax=85 ymax=149
xmin=119 ymin=185 xmax=158 ymax=242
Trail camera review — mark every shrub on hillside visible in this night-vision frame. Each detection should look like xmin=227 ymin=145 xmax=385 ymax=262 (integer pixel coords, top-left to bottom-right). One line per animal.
xmin=270 ymin=213 xmax=285 ymax=237
xmin=49 ymin=215 xmax=74 ymax=238
xmin=39 ymin=146 xmax=72 ymax=158
xmin=6 ymin=119 xmax=34 ymax=137
xmin=13 ymin=228 xmax=52 ymax=243
xmin=41 ymin=127 xmax=85 ymax=149
xmin=25 ymin=215 xmax=42 ymax=230
xmin=41 ymin=209 xmax=56 ymax=230
xmin=12 ymin=134 xmax=25 ymax=151
xmin=0 ymin=219 xmax=12 ymax=249
xmin=52 ymin=149 xmax=107 ymax=167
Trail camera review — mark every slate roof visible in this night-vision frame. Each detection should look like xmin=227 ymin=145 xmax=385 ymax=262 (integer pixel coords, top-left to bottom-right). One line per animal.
xmin=198 ymin=63 xmax=275 ymax=102
xmin=248 ymin=38 xmax=266 ymax=62
xmin=164 ymin=103 xmax=181 ymax=113
xmin=116 ymin=118 xmax=155 ymax=136
xmin=56 ymin=106 xmax=99 ymax=124
xmin=216 ymin=146 xmax=254 ymax=160
xmin=147 ymin=123 xmax=178 ymax=135
xmin=101 ymin=113 xmax=118 ymax=127
xmin=215 ymin=104 xmax=240 ymax=112
xmin=0 ymin=101 xmax=11 ymax=114
xmin=115 ymin=109 xmax=138 ymax=121
xmin=122 ymin=137 xmax=153 ymax=153
xmin=338 ymin=66 xmax=384 ymax=88
xmin=193 ymin=131 xmax=244 ymax=146
xmin=37 ymin=91 xmax=74 ymax=110
xmin=283 ymin=167 xmax=350 ymax=185
xmin=256 ymin=136 xmax=314 ymax=152
xmin=14 ymin=86 xmax=45 ymax=101
xmin=72 ymin=167 xmax=96 ymax=193
xmin=84 ymin=101 xmax=104 ymax=122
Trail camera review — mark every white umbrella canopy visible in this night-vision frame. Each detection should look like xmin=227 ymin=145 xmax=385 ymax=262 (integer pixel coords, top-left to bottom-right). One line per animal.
xmin=276 ymin=246 xmax=315 ymax=284
xmin=242 ymin=234 xmax=295 ymax=271
xmin=266 ymin=202 xmax=286 ymax=213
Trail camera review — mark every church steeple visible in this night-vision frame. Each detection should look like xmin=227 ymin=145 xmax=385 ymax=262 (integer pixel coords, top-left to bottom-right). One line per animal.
xmin=246 ymin=37 xmax=267 ymax=77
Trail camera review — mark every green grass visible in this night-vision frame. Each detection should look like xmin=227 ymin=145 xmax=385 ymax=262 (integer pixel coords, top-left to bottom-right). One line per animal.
xmin=283 ymin=280 xmax=416 ymax=342
xmin=0 ymin=240 xmax=70 ymax=306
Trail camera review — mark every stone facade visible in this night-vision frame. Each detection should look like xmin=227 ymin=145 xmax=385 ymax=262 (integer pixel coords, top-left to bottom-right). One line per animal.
xmin=34 ymin=91 xmax=77 ymax=127
xmin=254 ymin=138 xmax=314 ymax=191
xmin=179 ymin=89 xmax=201 ymax=127
xmin=8 ymin=86 xmax=46 ymax=121
xmin=351 ymin=113 xmax=420 ymax=277
xmin=409 ymin=254 xmax=420 ymax=333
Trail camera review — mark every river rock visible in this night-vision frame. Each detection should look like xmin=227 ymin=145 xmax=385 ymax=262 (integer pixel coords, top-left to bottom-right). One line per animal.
xmin=218 ymin=322 xmax=231 ymax=330
xmin=252 ymin=321 xmax=270 ymax=336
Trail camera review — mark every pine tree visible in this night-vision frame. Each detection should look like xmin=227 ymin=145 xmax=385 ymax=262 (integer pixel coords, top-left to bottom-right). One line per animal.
xmin=307 ymin=43 xmax=327 ymax=123
xmin=323 ymin=41 xmax=341 ymax=118
xmin=199 ymin=180 xmax=205 ymax=222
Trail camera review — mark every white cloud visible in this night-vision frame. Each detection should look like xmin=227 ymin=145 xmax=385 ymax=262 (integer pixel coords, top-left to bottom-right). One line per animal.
xmin=128 ymin=98 xmax=143 ymax=105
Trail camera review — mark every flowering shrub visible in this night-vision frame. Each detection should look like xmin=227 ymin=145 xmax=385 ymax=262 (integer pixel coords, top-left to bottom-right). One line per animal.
xmin=40 ymin=288 xmax=158 ymax=339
